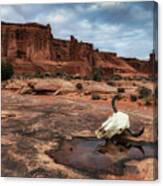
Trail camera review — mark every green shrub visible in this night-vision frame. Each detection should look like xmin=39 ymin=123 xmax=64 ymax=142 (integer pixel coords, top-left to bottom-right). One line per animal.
xmin=91 ymin=92 xmax=101 ymax=100
xmin=130 ymin=95 xmax=137 ymax=102
xmin=138 ymin=86 xmax=152 ymax=99
xmin=35 ymin=71 xmax=43 ymax=78
xmin=1 ymin=59 xmax=14 ymax=81
xmin=92 ymin=68 xmax=102 ymax=82
xmin=117 ymin=87 xmax=125 ymax=93
xmin=76 ymin=83 xmax=83 ymax=90
xmin=109 ymin=74 xmax=122 ymax=81
xmin=147 ymin=75 xmax=156 ymax=81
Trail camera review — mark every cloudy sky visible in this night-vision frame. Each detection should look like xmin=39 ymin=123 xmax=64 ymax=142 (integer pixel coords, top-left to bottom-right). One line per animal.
xmin=0 ymin=1 xmax=156 ymax=59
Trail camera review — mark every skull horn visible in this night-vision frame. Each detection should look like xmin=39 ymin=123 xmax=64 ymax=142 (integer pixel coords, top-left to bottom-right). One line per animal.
xmin=112 ymin=94 xmax=125 ymax=113
xmin=126 ymin=126 xmax=144 ymax=137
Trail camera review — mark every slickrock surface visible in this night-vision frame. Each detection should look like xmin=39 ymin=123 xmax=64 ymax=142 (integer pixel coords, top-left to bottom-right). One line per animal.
xmin=1 ymin=78 xmax=157 ymax=180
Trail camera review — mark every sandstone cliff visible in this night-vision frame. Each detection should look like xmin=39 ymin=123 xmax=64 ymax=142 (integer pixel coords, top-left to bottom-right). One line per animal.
xmin=1 ymin=21 xmax=154 ymax=77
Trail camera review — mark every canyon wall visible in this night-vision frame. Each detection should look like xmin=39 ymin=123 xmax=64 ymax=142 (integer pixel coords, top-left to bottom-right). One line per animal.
xmin=1 ymin=22 xmax=53 ymax=61
xmin=120 ymin=56 xmax=155 ymax=75
xmin=52 ymin=35 xmax=94 ymax=65
xmin=1 ymin=21 xmax=154 ymax=77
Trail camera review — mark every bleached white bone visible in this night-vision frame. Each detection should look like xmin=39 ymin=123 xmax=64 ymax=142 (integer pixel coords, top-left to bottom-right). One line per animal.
xmin=95 ymin=111 xmax=130 ymax=139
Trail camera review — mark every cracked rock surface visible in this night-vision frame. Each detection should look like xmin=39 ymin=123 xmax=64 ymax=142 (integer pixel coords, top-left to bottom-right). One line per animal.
xmin=1 ymin=78 xmax=157 ymax=180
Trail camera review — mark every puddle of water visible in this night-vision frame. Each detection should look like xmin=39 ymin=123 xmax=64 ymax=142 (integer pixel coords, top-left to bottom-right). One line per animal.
xmin=46 ymin=137 xmax=157 ymax=176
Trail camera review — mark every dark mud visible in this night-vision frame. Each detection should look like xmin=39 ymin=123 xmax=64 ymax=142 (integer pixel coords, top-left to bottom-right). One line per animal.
xmin=46 ymin=137 xmax=157 ymax=176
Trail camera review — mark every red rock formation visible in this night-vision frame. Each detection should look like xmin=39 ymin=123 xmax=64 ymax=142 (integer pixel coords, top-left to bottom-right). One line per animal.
xmin=1 ymin=21 xmax=154 ymax=77
xmin=120 ymin=56 xmax=154 ymax=75
xmin=1 ymin=22 xmax=53 ymax=61
xmin=93 ymin=51 xmax=137 ymax=78
xmin=52 ymin=36 xmax=94 ymax=64
xmin=52 ymin=38 xmax=70 ymax=61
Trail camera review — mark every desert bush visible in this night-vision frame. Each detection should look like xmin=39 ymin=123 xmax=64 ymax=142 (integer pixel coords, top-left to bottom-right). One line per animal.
xmin=64 ymin=76 xmax=72 ymax=81
xmin=107 ymin=81 xmax=116 ymax=86
xmin=91 ymin=92 xmax=101 ymax=100
xmin=130 ymin=95 xmax=137 ymax=102
xmin=147 ymin=75 xmax=156 ymax=81
xmin=44 ymin=72 xmax=51 ymax=78
xmin=92 ymin=68 xmax=102 ymax=82
xmin=124 ymin=76 xmax=133 ymax=81
xmin=134 ymin=76 xmax=144 ymax=81
xmin=1 ymin=59 xmax=14 ymax=81
xmin=76 ymin=83 xmax=83 ymax=90
xmin=138 ymin=86 xmax=152 ymax=99
xmin=117 ymin=87 xmax=125 ymax=93
xmin=109 ymin=74 xmax=122 ymax=81
xmin=35 ymin=71 xmax=44 ymax=78
xmin=132 ymin=82 xmax=137 ymax=86
xmin=143 ymin=97 xmax=152 ymax=106
xmin=56 ymin=71 xmax=66 ymax=77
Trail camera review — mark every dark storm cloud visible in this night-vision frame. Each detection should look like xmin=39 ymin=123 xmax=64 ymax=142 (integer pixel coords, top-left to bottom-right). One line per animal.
xmin=0 ymin=1 xmax=156 ymax=59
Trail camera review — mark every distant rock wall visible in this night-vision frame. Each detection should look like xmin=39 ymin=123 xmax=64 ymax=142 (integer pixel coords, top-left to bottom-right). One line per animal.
xmin=1 ymin=21 xmax=154 ymax=77
xmin=120 ymin=57 xmax=154 ymax=74
xmin=1 ymin=22 xmax=53 ymax=61
xmin=52 ymin=35 xmax=94 ymax=64
xmin=52 ymin=38 xmax=70 ymax=61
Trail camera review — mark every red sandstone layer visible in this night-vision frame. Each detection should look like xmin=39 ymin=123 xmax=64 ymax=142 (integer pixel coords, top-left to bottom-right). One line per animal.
xmin=1 ymin=21 xmax=155 ymax=77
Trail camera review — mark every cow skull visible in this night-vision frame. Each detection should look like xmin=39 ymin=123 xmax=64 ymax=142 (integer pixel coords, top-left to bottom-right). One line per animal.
xmin=95 ymin=111 xmax=130 ymax=139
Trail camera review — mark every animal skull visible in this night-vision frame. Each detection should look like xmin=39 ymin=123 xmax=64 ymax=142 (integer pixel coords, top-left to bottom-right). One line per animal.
xmin=95 ymin=111 xmax=130 ymax=139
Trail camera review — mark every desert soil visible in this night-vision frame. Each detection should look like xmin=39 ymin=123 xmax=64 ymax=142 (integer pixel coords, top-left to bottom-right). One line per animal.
xmin=1 ymin=78 xmax=157 ymax=180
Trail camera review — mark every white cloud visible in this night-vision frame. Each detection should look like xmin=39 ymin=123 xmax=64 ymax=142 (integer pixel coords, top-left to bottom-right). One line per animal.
xmin=98 ymin=23 xmax=121 ymax=33
xmin=33 ymin=8 xmax=76 ymax=26
xmin=87 ymin=4 xmax=99 ymax=11
xmin=48 ymin=13 xmax=66 ymax=23
xmin=0 ymin=2 xmax=154 ymax=59
xmin=83 ymin=2 xmax=124 ymax=12
xmin=79 ymin=19 xmax=92 ymax=29
xmin=0 ymin=6 xmax=25 ymax=22
xmin=99 ymin=2 xmax=123 ymax=8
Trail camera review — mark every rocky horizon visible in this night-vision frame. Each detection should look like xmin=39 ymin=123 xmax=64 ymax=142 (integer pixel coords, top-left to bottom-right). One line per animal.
xmin=1 ymin=21 xmax=155 ymax=78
